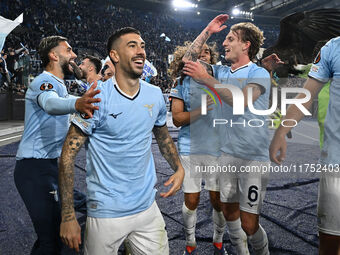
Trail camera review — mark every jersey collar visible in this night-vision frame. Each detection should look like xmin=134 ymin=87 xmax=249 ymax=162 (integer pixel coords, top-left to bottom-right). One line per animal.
xmin=230 ymin=61 xmax=253 ymax=73
xmin=113 ymin=77 xmax=140 ymax=100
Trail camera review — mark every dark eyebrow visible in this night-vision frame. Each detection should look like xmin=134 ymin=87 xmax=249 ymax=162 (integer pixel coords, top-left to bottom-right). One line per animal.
xmin=127 ymin=41 xmax=145 ymax=46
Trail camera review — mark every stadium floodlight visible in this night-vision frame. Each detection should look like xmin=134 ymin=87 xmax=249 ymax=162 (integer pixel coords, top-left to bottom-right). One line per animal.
xmin=232 ymin=8 xmax=240 ymax=15
xmin=172 ymin=0 xmax=197 ymax=9
xmin=197 ymin=11 xmax=200 ymax=15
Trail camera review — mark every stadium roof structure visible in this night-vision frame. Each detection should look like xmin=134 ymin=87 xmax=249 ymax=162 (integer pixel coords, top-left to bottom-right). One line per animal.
xmin=112 ymin=0 xmax=340 ymax=19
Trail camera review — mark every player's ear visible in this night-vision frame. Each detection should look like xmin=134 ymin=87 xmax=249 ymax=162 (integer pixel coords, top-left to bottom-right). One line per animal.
xmin=49 ymin=51 xmax=58 ymax=63
xmin=243 ymin=41 xmax=251 ymax=52
xmin=110 ymin=50 xmax=119 ymax=64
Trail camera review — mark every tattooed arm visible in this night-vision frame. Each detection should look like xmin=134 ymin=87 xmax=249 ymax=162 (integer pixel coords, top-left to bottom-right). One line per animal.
xmin=182 ymin=14 xmax=229 ymax=63
xmin=153 ymin=125 xmax=184 ymax=198
xmin=59 ymin=124 xmax=88 ymax=252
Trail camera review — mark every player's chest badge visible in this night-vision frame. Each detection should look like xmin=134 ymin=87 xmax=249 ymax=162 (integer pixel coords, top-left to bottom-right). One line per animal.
xmin=144 ymin=104 xmax=154 ymax=117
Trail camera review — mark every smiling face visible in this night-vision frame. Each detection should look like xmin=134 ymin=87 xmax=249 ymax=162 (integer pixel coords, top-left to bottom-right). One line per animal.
xmin=198 ymin=44 xmax=212 ymax=64
xmin=78 ymin=58 xmax=92 ymax=79
xmin=54 ymin=41 xmax=77 ymax=76
xmin=111 ymin=33 xmax=146 ymax=79
xmin=222 ymin=30 xmax=249 ymax=63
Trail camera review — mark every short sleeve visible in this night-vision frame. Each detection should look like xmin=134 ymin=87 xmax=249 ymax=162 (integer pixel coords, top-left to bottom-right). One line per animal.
xmin=32 ymin=79 xmax=59 ymax=94
xmin=308 ymin=41 xmax=332 ymax=83
xmin=155 ymin=90 xmax=167 ymax=127
xmin=169 ymin=78 xmax=184 ymax=100
xmin=71 ymin=93 xmax=102 ymax=135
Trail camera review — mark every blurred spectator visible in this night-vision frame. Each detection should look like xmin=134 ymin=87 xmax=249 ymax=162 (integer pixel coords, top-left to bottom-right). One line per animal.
xmin=2 ymin=0 xmax=280 ymax=93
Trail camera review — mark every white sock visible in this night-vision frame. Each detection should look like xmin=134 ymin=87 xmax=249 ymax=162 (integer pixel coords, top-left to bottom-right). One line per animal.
xmin=212 ymin=209 xmax=226 ymax=243
xmin=182 ymin=203 xmax=197 ymax=246
xmin=226 ymin=218 xmax=250 ymax=255
xmin=248 ymin=225 xmax=269 ymax=255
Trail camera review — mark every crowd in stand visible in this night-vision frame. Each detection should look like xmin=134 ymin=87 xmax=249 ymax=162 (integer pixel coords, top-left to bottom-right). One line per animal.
xmin=1 ymin=0 xmax=281 ymax=95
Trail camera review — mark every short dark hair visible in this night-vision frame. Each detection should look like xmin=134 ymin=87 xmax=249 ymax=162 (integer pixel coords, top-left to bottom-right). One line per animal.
xmin=107 ymin=27 xmax=141 ymax=56
xmin=101 ymin=64 xmax=109 ymax=76
xmin=38 ymin=36 xmax=67 ymax=68
xmin=83 ymin=55 xmax=102 ymax=74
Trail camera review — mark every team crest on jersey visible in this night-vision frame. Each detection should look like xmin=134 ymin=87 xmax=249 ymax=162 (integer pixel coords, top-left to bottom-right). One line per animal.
xmin=144 ymin=104 xmax=154 ymax=117
xmin=313 ymin=51 xmax=321 ymax=64
xmin=40 ymin=83 xmax=53 ymax=91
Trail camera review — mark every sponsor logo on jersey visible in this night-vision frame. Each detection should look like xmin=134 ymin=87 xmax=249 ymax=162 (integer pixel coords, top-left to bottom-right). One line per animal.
xmin=109 ymin=112 xmax=123 ymax=119
xmin=73 ymin=114 xmax=89 ymax=128
xmin=311 ymin=64 xmax=320 ymax=73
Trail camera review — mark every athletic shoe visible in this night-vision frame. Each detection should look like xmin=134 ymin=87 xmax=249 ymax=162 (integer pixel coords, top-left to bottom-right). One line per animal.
xmin=183 ymin=245 xmax=197 ymax=254
xmin=213 ymin=242 xmax=227 ymax=255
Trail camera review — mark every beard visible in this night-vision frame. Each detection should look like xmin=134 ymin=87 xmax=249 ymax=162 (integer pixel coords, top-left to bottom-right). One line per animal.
xmin=129 ymin=69 xmax=142 ymax=79
xmin=61 ymin=59 xmax=73 ymax=76
xmin=80 ymin=69 xmax=88 ymax=80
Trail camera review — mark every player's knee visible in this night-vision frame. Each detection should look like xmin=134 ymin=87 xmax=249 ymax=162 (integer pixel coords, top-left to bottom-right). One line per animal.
xmin=241 ymin=220 xmax=258 ymax=236
xmin=185 ymin=195 xmax=199 ymax=210
xmin=209 ymin=195 xmax=222 ymax=211
xmin=222 ymin=203 xmax=239 ymax=221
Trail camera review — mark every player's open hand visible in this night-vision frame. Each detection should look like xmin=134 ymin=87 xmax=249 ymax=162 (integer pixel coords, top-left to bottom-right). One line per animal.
xmin=60 ymin=217 xmax=81 ymax=252
xmin=75 ymin=80 xmax=101 ymax=118
xmin=206 ymin=14 xmax=229 ymax=35
xmin=160 ymin=167 xmax=184 ymax=198
xmin=269 ymin=132 xmax=287 ymax=164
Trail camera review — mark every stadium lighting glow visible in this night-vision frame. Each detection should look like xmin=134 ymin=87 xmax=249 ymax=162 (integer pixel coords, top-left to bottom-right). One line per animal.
xmin=172 ymin=0 xmax=197 ymax=9
xmin=197 ymin=11 xmax=200 ymax=15
xmin=232 ymin=8 xmax=240 ymax=15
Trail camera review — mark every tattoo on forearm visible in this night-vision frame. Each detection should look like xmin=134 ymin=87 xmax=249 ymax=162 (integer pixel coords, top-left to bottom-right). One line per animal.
xmin=59 ymin=124 xmax=87 ymax=222
xmin=183 ymin=30 xmax=210 ymax=62
xmin=198 ymin=60 xmax=213 ymax=76
xmin=153 ymin=125 xmax=181 ymax=172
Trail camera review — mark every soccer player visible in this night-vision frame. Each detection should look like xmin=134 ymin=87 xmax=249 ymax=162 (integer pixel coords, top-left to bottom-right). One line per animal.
xmin=78 ymin=55 xmax=102 ymax=84
xmin=101 ymin=58 xmax=115 ymax=81
xmin=58 ymin=27 xmax=184 ymax=255
xmin=14 ymin=36 xmax=101 ymax=254
xmin=169 ymin=42 xmax=227 ymax=254
xmin=270 ymin=36 xmax=340 ymax=255
xmin=183 ymin=14 xmax=272 ymax=255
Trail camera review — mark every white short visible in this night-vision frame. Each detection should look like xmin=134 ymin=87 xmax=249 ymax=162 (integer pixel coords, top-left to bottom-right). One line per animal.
xmin=180 ymin=154 xmax=220 ymax=193
xmin=218 ymin=153 xmax=270 ymax=214
xmin=84 ymin=201 xmax=169 ymax=255
xmin=318 ymin=173 xmax=340 ymax=236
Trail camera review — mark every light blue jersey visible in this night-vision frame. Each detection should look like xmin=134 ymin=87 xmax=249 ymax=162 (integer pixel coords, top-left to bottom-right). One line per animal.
xmin=213 ymin=62 xmax=271 ymax=161
xmin=72 ymin=77 xmax=167 ymax=218
xmin=308 ymin=37 xmax=340 ymax=165
xmin=170 ymin=76 xmax=221 ymax=156
xmin=16 ymin=71 xmax=76 ymax=159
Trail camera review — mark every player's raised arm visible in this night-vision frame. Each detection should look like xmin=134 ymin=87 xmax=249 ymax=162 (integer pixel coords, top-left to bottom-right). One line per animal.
xmin=58 ymin=124 xmax=88 ymax=252
xmin=152 ymin=125 xmax=184 ymax=197
xmin=182 ymin=14 xmax=228 ymax=63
